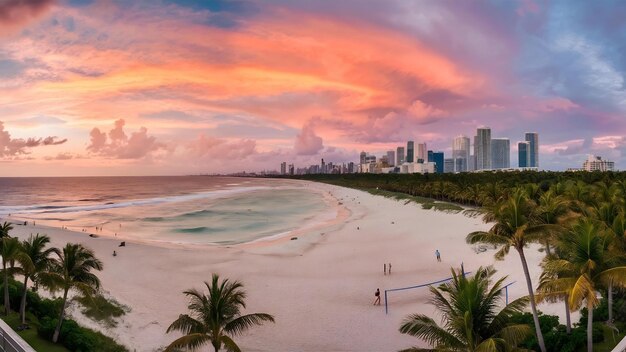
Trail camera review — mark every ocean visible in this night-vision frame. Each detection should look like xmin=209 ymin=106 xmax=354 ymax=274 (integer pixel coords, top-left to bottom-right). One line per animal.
xmin=0 ymin=176 xmax=330 ymax=245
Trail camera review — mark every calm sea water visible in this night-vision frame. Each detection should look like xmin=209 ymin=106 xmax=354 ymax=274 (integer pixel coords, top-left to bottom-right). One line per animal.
xmin=0 ymin=176 xmax=329 ymax=244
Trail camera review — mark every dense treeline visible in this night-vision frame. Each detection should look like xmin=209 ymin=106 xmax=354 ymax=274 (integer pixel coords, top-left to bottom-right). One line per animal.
xmin=295 ymin=171 xmax=626 ymax=207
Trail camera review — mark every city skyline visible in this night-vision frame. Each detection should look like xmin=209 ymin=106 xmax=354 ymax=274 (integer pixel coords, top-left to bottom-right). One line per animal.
xmin=1 ymin=1 xmax=626 ymax=176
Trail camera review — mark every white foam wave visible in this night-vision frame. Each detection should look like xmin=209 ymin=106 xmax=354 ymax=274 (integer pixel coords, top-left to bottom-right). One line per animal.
xmin=0 ymin=186 xmax=272 ymax=216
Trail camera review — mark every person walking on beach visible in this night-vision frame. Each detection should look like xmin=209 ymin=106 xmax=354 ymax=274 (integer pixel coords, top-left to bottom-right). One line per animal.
xmin=435 ymin=249 xmax=441 ymax=262
xmin=384 ymin=263 xmax=387 ymax=275
xmin=373 ymin=288 xmax=381 ymax=305
xmin=388 ymin=263 xmax=392 ymax=274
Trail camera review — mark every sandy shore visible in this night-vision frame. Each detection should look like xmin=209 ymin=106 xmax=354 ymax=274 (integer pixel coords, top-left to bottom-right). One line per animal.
xmin=4 ymin=180 xmax=565 ymax=352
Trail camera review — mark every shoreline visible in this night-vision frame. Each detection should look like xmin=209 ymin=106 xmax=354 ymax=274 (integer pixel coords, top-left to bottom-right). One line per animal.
xmin=2 ymin=179 xmax=565 ymax=351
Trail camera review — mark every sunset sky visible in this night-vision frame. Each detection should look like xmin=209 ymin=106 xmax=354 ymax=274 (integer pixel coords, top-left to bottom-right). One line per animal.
xmin=1 ymin=0 xmax=625 ymax=176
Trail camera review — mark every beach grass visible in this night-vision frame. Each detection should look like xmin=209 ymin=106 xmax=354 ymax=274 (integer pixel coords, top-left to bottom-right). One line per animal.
xmin=75 ymin=294 xmax=130 ymax=328
xmin=365 ymin=188 xmax=464 ymax=213
xmin=2 ymin=312 xmax=69 ymax=352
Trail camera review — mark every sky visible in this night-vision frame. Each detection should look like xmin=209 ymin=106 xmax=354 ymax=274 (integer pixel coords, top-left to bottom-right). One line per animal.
xmin=1 ymin=0 xmax=626 ymax=176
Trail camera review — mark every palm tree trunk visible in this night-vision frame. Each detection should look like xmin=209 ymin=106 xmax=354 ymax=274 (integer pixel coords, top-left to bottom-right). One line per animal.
xmin=607 ymin=282 xmax=613 ymax=324
xmin=587 ymin=301 xmax=593 ymax=352
xmin=20 ymin=276 xmax=28 ymax=325
xmin=3 ymin=262 xmax=9 ymax=316
xmin=545 ymin=241 xmax=552 ymax=256
xmin=518 ymin=248 xmax=547 ymax=352
xmin=564 ymin=296 xmax=571 ymax=334
xmin=53 ymin=288 xmax=69 ymax=343
xmin=212 ymin=340 xmax=220 ymax=352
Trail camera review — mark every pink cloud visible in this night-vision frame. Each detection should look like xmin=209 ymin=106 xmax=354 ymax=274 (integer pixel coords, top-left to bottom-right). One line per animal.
xmin=187 ymin=134 xmax=256 ymax=160
xmin=0 ymin=121 xmax=67 ymax=158
xmin=87 ymin=119 xmax=165 ymax=159
xmin=0 ymin=0 xmax=56 ymax=36
xmin=294 ymin=121 xmax=324 ymax=155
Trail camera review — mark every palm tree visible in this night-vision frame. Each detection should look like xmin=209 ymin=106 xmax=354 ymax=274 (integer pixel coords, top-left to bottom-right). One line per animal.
xmin=466 ymin=189 xmax=550 ymax=352
xmin=399 ymin=266 xmax=531 ymax=351
xmin=540 ymin=219 xmax=626 ymax=352
xmin=1 ymin=237 xmax=24 ymax=316
xmin=17 ymin=234 xmax=58 ymax=325
xmin=0 ymin=222 xmax=13 ymax=238
xmin=166 ymin=274 xmax=275 ymax=352
xmin=535 ymin=190 xmax=570 ymax=257
xmin=47 ymin=243 xmax=103 ymax=343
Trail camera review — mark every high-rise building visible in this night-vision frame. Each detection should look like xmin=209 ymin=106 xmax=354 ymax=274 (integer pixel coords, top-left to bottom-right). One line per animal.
xmin=280 ymin=162 xmax=287 ymax=175
xmin=359 ymin=151 xmax=367 ymax=165
xmin=428 ymin=150 xmax=444 ymax=173
xmin=582 ymin=155 xmax=614 ymax=171
xmin=525 ymin=132 xmax=539 ymax=168
xmin=476 ymin=127 xmax=491 ymax=170
xmin=452 ymin=135 xmax=471 ymax=172
xmin=491 ymin=138 xmax=510 ymax=169
xmin=288 ymin=164 xmax=295 ymax=175
xmin=416 ymin=143 xmax=427 ymax=162
xmin=321 ymin=159 xmax=326 ymax=174
xmin=444 ymin=158 xmax=454 ymax=173
xmin=347 ymin=162 xmax=355 ymax=173
xmin=406 ymin=141 xmax=414 ymax=163
xmin=386 ymin=150 xmax=395 ymax=166
xmin=396 ymin=147 xmax=405 ymax=165
xmin=518 ymin=141 xmax=530 ymax=168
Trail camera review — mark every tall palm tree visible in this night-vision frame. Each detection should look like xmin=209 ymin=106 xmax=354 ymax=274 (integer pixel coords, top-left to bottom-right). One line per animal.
xmin=17 ymin=234 xmax=58 ymax=325
xmin=46 ymin=243 xmax=103 ymax=343
xmin=540 ymin=219 xmax=626 ymax=352
xmin=166 ymin=274 xmax=275 ymax=352
xmin=399 ymin=266 xmax=531 ymax=351
xmin=1 ymin=237 xmax=24 ymax=316
xmin=466 ymin=189 xmax=550 ymax=352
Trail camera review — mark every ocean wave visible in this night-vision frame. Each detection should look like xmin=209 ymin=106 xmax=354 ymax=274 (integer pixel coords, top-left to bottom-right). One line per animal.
xmin=175 ymin=226 xmax=214 ymax=233
xmin=0 ymin=186 xmax=272 ymax=216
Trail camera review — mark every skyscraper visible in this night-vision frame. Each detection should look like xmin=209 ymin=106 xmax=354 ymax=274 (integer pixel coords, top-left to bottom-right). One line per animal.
xmin=452 ymin=135 xmax=470 ymax=172
xmin=396 ymin=147 xmax=405 ymax=165
xmin=475 ymin=127 xmax=491 ymax=170
xmin=518 ymin=141 xmax=530 ymax=168
xmin=280 ymin=162 xmax=287 ymax=175
xmin=406 ymin=141 xmax=415 ymax=163
xmin=428 ymin=150 xmax=444 ymax=173
xmin=491 ymin=138 xmax=510 ymax=169
xmin=360 ymin=151 xmax=366 ymax=165
xmin=416 ymin=143 xmax=427 ymax=162
xmin=525 ymin=132 xmax=539 ymax=168
xmin=386 ymin=150 xmax=395 ymax=166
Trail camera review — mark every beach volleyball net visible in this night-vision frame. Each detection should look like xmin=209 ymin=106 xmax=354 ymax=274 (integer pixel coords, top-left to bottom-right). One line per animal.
xmin=384 ymin=272 xmax=515 ymax=314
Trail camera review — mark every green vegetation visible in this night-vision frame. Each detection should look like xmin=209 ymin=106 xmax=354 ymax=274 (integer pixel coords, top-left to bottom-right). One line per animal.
xmin=165 ymin=273 xmax=275 ymax=352
xmin=365 ymin=188 xmax=464 ymax=213
xmin=75 ymin=294 xmax=129 ymax=328
xmin=0 ymin=225 xmax=126 ymax=351
xmin=399 ymin=266 xmax=532 ymax=351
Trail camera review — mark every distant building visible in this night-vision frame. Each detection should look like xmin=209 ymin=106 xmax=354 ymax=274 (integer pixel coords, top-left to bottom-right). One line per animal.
xmin=525 ymin=132 xmax=539 ymax=168
xmin=348 ymin=162 xmax=355 ymax=173
xmin=321 ymin=158 xmax=326 ymax=174
xmin=444 ymin=158 xmax=454 ymax=173
xmin=518 ymin=141 xmax=530 ymax=168
xmin=396 ymin=147 xmax=405 ymax=165
xmin=360 ymin=151 xmax=367 ymax=165
xmin=468 ymin=155 xmax=476 ymax=172
xmin=406 ymin=141 xmax=415 ymax=163
xmin=491 ymin=138 xmax=510 ymax=169
xmin=288 ymin=164 xmax=295 ymax=175
xmin=400 ymin=162 xmax=436 ymax=174
xmin=582 ymin=155 xmax=614 ymax=171
xmin=453 ymin=135 xmax=471 ymax=172
xmin=387 ymin=150 xmax=396 ymax=167
xmin=416 ymin=143 xmax=427 ymax=163
xmin=428 ymin=150 xmax=444 ymax=173
xmin=280 ymin=162 xmax=287 ymax=175
xmin=475 ymin=127 xmax=491 ymax=170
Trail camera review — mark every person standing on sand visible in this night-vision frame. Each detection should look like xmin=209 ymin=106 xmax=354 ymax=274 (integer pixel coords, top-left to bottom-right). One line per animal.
xmin=388 ymin=263 xmax=392 ymax=274
xmin=373 ymin=288 xmax=381 ymax=305
xmin=435 ymin=249 xmax=441 ymax=262
xmin=384 ymin=263 xmax=387 ymax=275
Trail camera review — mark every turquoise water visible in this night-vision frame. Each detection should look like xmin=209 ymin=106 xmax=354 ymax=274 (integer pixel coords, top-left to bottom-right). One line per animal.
xmin=0 ymin=177 xmax=329 ymax=245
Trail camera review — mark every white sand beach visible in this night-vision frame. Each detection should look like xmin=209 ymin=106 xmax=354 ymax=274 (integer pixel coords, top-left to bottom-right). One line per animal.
xmin=4 ymin=180 xmax=564 ymax=352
